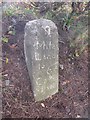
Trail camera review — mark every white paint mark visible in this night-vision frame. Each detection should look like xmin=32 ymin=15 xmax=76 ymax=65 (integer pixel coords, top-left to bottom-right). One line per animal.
xmin=33 ymin=41 xmax=39 ymax=49
xmin=45 ymin=26 xmax=51 ymax=36
xmin=35 ymin=52 xmax=41 ymax=61
xmin=36 ymin=41 xmax=39 ymax=49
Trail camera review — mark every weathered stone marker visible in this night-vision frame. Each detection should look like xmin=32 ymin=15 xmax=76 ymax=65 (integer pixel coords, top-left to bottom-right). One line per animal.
xmin=24 ymin=19 xmax=59 ymax=101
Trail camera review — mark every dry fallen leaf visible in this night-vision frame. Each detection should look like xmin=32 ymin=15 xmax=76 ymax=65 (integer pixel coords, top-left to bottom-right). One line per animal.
xmin=60 ymin=64 xmax=64 ymax=70
xmin=41 ymin=103 xmax=45 ymax=107
xmin=62 ymin=80 xmax=70 ymax=85
xmin=6 ymin=58 xmax=8 ymax=64
xmin=9 ymin=43 xmax=17 ymax=49
xmin=3 ymin=74 xmax=8 ymax=77
xmin=76 ymin=115 xmax=81 ymax=118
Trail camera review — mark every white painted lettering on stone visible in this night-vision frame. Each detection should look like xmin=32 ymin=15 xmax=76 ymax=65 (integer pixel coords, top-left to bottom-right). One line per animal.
xmin=44 ymin=26 xmax=51 ymax=36
xmin=24 ymin=18 xmax=59 ymax=101
xmin=35 ymin=52 xmax=41 ymax=61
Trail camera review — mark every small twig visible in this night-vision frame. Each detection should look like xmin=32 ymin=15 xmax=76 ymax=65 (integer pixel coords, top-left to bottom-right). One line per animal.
xmin=51 ymin=101 xmax=58 ymax=107
xmin=59 ymin=41 xmax=65 ymax=44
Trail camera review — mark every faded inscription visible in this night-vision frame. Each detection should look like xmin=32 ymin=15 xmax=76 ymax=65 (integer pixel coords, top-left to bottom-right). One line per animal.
xmin=24 ymin=19 xmax=59 ymax=101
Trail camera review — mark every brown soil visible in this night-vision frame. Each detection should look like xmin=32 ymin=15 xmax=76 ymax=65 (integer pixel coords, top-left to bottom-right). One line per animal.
xmin=2 ymin=14 xmax=88 ymax=118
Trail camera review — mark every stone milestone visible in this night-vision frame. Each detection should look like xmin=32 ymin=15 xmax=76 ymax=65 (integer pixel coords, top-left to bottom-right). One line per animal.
xmin=24 ymin=18 xmax=59 ymax=101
